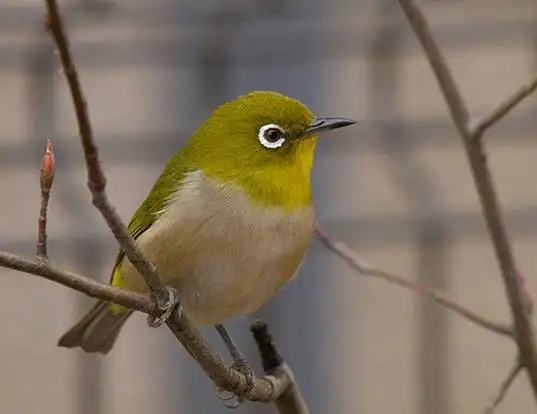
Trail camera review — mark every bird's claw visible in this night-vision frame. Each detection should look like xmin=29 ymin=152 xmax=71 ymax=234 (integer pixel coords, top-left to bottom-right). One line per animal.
xmin=215 ymin=358 xmax=255 ymax=409
xmin=217 ymin=390 xmax=242 ymax=409
xmin=146 ymin=287 xmax=181 ymax=328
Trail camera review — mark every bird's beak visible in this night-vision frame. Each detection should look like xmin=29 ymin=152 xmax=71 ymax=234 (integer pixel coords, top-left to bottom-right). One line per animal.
xmin=302 ymin=117 xmax=356 ymax=138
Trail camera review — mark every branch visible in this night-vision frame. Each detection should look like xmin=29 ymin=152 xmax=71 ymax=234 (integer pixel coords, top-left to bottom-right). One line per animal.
xmin=484 ymin=359 xmax=523 ymax=414
xmin=471 ymin=73 xmax=537 ymax=139
xmin=485 ymin=277 xmax=533 ymax=414
xmin=397 ymin=0 xmax=537 ymax=400
xmin=0 ymin=251 xmax=155 ymax=313
xmin=37 ymin=139 xmax=55 ymax=261
xmin=44 ymin=0 xmax=166 ymax=298
xmin=314 ymin=227 xmax=512 ymax=337
xmin=251 ymin=321 xmax=309 ymax=414
xmin=42 ymin=0 xmax=306 ymax=409
xmin=0 ymin=249 xmax=299 ymax=405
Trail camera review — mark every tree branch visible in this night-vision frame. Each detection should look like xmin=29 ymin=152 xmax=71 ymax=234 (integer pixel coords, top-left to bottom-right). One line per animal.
xmin=314 ymin=226 xmax=513 ymax=337
xmin=251 ymin=321 xmax=309 ymax=414
xmin=0 ymin=251 xmax=155 ymax=313
xmin=471 ymin=74 xmax=537 ymax=139
xmin=44 ymin=0 xmax=166 ymax=298
xmin=37 ymin=139 xmax=55 ymax=261
xmin=0 ymin=248 xmax=298 ymax=405
xmin=484 ymin=359 xmax=523 ymax=414
xmin=397 ymin=0 xmax=537 ymax=401
xmin=41 ymin=0 xmax=307 ymax=410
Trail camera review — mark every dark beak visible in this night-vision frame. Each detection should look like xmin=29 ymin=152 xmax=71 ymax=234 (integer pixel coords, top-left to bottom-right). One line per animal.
xmin=302 ymin=117 xmax=356 ymax=138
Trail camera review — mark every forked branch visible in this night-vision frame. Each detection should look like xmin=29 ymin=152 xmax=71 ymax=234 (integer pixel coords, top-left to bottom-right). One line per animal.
xmin=397 ymin=0 xmax=537 ymax=404
xmin=314 ymin=227 xmax=513 ymax=337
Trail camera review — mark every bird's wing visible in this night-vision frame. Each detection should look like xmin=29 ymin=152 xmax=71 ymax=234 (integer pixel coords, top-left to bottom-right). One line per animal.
xmin=109 ymin=150 xmax=193 ymax=287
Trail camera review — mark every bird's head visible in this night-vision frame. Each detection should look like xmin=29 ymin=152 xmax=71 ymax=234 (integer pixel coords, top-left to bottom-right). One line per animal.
xmin=186 ymin=90 xmax=356 ymax=210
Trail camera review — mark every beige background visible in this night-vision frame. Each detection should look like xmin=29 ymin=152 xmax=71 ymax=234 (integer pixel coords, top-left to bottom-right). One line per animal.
xmin=1 ymin=0 xmax=537 ymax=413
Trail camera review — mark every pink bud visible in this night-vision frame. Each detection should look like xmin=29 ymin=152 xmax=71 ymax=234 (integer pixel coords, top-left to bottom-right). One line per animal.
xmin=41 ymin=139 xmax=55 ymax=187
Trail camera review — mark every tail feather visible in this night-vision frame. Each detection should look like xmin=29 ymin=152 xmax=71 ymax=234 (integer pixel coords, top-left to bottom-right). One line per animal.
xmin=58 ymin=301 xmax=133 ymax=355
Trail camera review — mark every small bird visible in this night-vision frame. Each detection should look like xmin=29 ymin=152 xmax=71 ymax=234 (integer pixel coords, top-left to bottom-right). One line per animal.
xmin=58 ymin=90 xmax=355 ymax=355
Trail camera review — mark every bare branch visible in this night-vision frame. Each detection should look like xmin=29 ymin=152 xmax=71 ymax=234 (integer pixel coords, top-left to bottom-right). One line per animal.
xmin=0 ymin=251 xmax=155 ymax=312
xmin=251 ymin=321 xmax=309 ymax=414
xmin=398 ymin=0 xmax=470 ymax=138
xmin=37 ymin=139 xmax=55 ymax=261
xmin=314 ymin=226 xmax=513 ymax=337
xmin=484 ymin=359 xmax=523 ymax=414
xmin=471 ymin=74 xmax=537 ymax=139
xmin=44 ymin=0 xmax=166 ymax=298
xmin=484 ymin=277 xmax=535 ymax=414
xmin=397 ymin=0 xmax=537 ymax=399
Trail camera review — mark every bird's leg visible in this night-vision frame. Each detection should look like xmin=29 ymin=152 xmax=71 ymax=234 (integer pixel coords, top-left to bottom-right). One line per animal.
xmin=147 ymin=286 xmax=182 ymax=328
xmin=214 ymin=323 xmax=255 ymax=408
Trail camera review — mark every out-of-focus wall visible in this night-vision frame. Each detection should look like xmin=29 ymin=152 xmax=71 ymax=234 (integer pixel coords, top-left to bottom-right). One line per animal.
xmin=1 ymin=0 xmax=537 ymax=413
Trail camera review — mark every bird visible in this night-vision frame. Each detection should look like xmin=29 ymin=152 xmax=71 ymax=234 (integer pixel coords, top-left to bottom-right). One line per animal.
xmin=58 ymin=90 xmax=355 ymax=355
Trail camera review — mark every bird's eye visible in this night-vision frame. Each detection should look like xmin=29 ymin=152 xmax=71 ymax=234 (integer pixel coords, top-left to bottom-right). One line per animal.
xmin=258 ymin=124 xmax=286 ymax=149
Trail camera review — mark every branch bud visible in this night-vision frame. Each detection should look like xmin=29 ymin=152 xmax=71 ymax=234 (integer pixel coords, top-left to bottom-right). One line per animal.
xmin=40 ymin=139 xmax=55 ymax=189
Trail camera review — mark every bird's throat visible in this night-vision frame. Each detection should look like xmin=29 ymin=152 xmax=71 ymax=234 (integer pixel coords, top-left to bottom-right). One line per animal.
xmin=206 ymin=150 xmax=314 ymax=212
xmin=236 ymin=165 xmax=312 ymax=211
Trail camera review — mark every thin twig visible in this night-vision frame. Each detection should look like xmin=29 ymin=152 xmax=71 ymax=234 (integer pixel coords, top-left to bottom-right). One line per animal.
xmin=42 ymin=0 xmax=306 ymax=409
xmin=399 ymin=0 xmax=471 ymax=138
xmin=251 ymin=321 xmax=309 ymax=414
xmin=398 ymin=0 xmax=537 ymax=399
xmin=0 ymin=251 xmax=155 ymax=313
xmin=471 ymin=74 xmax=537 ymax=139
xmin=484 ymin=359 xmax=523 ymax=414
xmin=314 ymin=227 xmax=513 ymax=337
xmin=44 ymin=0 xmax=166 ymax=297
xmin=37 ymin=139 xmax=55 ymax=261
xmin=484 ymin=278 xmax=534 ymax=414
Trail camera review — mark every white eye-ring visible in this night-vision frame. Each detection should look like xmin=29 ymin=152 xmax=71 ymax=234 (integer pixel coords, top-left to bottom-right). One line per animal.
xmin=258 ymin=124 xmax=286 ymax=149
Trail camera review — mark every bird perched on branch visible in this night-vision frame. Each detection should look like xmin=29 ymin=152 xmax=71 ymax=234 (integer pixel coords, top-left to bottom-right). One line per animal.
xmin=58 ymin=90 xmax=355 ymax=356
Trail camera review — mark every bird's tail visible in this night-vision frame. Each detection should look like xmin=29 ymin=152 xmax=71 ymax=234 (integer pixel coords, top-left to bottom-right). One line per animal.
xmin=58 ymin=301 xmax=133 ymax=355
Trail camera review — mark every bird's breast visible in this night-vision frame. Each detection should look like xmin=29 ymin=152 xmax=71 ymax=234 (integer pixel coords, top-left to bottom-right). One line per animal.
xmin=121 ymin=170 xmax=315 ymax=324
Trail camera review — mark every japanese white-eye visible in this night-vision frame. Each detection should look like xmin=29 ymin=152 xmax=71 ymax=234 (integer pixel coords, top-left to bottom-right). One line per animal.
xmin=58 ymin=90 xmax=355 ymax=354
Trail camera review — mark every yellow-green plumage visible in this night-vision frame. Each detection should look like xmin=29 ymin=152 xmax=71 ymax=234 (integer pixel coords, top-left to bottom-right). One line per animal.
xmin=57 ymin=91 xmax=354 ymax=354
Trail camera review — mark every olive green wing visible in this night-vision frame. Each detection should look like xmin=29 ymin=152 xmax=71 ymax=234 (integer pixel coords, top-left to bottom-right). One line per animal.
xmin=109 ymin=151 xmax=193 ymax=287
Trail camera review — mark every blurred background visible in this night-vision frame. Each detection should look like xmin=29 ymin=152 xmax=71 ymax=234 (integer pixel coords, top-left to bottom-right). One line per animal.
xmin=1 ymin=0 xmax=537 ymax=413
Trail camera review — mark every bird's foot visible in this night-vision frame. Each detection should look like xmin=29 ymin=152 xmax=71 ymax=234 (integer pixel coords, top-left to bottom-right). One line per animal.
xmin=216 ymin=357 xmax=256 ymax=409
xmin=147 ymin=286 xmax=182 ymax=328
xmin=213 ymin=324 xmax=256 ymax=408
